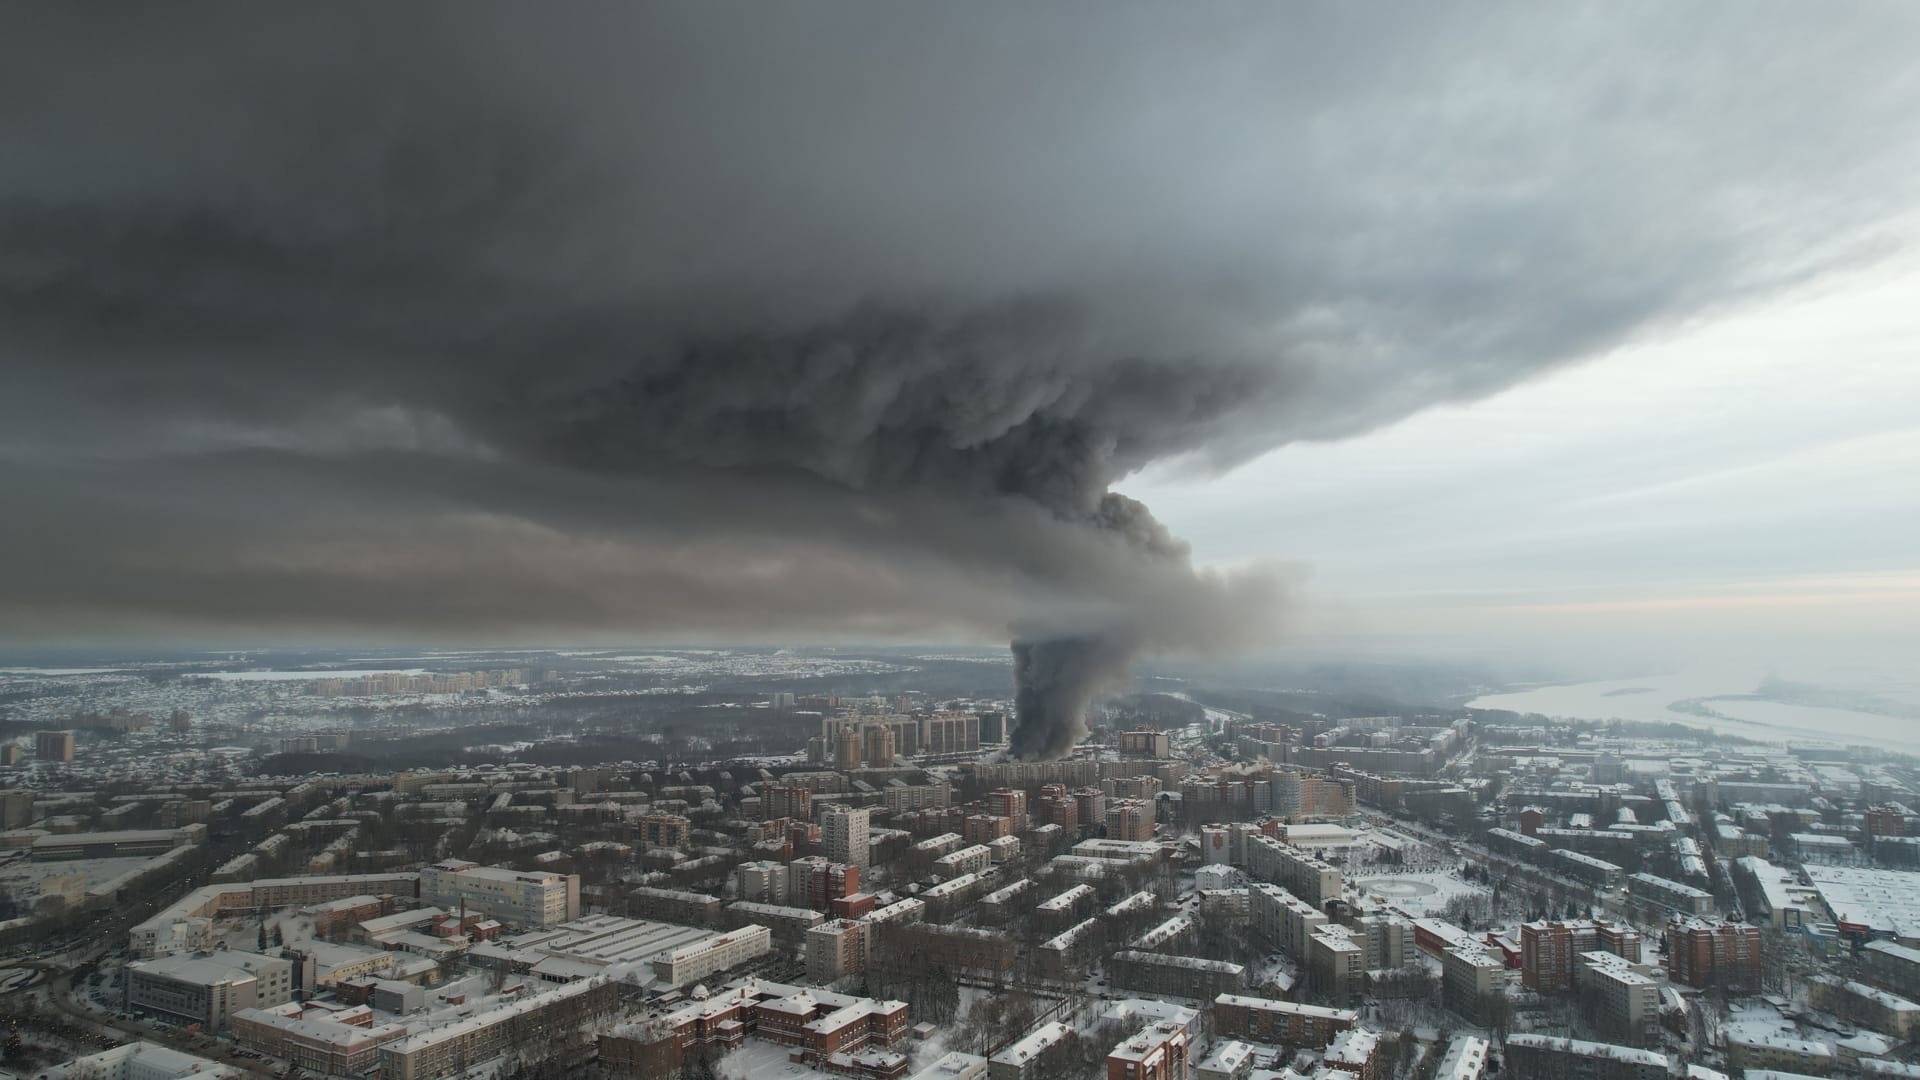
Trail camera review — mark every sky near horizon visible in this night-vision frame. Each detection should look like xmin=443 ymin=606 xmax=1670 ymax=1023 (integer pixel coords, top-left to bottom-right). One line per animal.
xmin=1128 ymin=256 xmax=1920 ymax=671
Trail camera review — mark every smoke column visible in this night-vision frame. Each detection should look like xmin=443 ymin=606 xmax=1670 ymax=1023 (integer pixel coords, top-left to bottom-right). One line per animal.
xmin=1011 ymin=631 xmax=1144 ymax=760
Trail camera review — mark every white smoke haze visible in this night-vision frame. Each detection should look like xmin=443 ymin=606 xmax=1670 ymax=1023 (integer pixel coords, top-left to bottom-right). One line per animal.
xmin=3 ymin=4 xmax=1918 ymax=752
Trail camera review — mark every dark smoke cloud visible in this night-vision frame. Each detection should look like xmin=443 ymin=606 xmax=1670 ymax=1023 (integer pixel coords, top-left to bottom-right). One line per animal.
xmin=3 ymin=3 xmax=1918 ymax=754
xmin=1012 ymin=634 xmax=1145 ymax=761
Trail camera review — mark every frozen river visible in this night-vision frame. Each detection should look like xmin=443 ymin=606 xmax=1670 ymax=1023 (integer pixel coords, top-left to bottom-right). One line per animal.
xmin=1468 ymin=666 xmax=1920 ymax=754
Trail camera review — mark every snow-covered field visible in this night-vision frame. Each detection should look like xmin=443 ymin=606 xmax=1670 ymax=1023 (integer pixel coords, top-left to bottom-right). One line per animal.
xmin=1352 ymin=870 xmax=1489 ymax=915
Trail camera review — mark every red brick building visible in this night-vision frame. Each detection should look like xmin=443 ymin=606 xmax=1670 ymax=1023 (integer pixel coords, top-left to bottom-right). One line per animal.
xmin=1106 ymin=1021 xmax=1189 ymax=1080
xmin=1518 ymin=807 xmax=1546 ymax=836
xmin=1034 ymin=785 xmax=1080 ymax=833
xmin=1665 ymin=917 xmax=1763 ymax=993
xmin=1212 ymin=995 xmax=1356 ymax=1047
xmin=964 ymin=814 xmax=1013 ymax=845
xmin=1521 ymin=920 xmax=1642 ymax=992
xmin=985 ymin=789 xmax=1029 ymax=832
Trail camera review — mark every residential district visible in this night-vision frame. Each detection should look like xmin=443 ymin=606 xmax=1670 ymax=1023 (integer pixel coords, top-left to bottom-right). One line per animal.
xmin=3 ymin=655 xmax=1920 ymax=1080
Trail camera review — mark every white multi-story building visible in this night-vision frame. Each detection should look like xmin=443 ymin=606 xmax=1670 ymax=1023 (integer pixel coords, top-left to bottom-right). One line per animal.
xmin=825 ymin=806 xmax=872 ymax=870
xmin=651 ymin=924 xmax=773 ymax=987
xmin=1436 ymin=1036 xmax=1491 ymax=1080
xmin=988 ymin=1021 xmax=1073 ymax=1080
xmin=933 ymin=844 xmax=993 ymax=880
xmin=125 ymin=950 xmax=295 ymax=1033
xmin=1575 ymin=951 xmax=1659 ymax=1038
xmin=1196 ymin=1039 xmax=1255 ymax=1080
xmin=420 ymin=860 xmax=579 ymax=929
xmin=1251 ymin=883 xmax=1327 ymax=957
xmin=1247 ymin=835 xmax=1342 ymax=905
xmin=735 ymin=860 xmax=789 ymax=904
xmin=377 ymin=978 xmax=620 ymax=1080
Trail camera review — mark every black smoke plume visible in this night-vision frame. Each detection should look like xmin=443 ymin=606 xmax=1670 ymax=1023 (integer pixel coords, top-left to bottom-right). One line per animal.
xmin=1011 ymin=632 xmax=1144 ymax=760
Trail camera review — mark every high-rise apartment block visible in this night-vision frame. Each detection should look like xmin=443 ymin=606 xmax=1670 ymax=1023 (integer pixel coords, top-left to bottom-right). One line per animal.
xmin=1664 ymin=917 xmax=1762 ymax=993
xmin=1035 ymin=785 xmax=1081 ymax=833
xmin=1118 ymin=729 xmax=1172 ymax=758
xmin=1520 ymin=920 xmax=1642 ymax=992
xmin=823 ymin=806 xmax=871 ymax=870
xmin=735 ymin=860 xmax=789 ymax=904
xmin=636 ymin=812 xmax=692 ymax=850
xmin=1107 ymin=799 xmax=1155 ymax=842
xmin=1106 ymin=1021 xmax=1190 ymax=1080
xmin=760 ymin=783 xmax=812 ymax=822
xmin=35 ymin=730 xmax=75 ymax=762
xmin=986 ymin=788 xmax=1029 ymax=832
xmin=919 ymin=711 xmax=980 ymax=757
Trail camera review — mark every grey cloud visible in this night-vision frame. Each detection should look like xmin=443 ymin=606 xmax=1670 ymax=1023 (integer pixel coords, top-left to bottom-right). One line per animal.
xmin=2 ymin=2 xmax=1916 ymax=751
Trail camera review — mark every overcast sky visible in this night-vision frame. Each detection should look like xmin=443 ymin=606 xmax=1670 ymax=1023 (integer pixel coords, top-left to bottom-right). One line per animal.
xmin=3 ymin=3 xmax=1918 ymax=678
xmin=1128 ymin=255 xmax=1920 ymax=671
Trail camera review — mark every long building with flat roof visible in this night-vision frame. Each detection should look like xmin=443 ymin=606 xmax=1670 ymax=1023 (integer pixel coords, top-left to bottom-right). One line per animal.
xmin=129 ymin=874 xmax=421 ymax=958
xmin=378 ymin=977 xmax=621 ymax=1080
xmin=420 ymin=860 xmax=579 ymax=929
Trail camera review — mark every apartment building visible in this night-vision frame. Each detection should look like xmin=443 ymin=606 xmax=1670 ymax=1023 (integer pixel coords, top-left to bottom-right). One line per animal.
xmin=1664 ymin=917 xmax=1763 ymax=993
xmin=1863 ymin=940 xmax=1920 ymax=1000
xmin=1726 ymin=1033 xmax=1834 ymax=1076
xmin=1551 ymin=849 xmax=1625 ymax=889
xmin=1211 ymin=996 xmax=1356 ymax=1047
xmin=1443 ymin=947 xmax=1507 ymax=1024
xmin=964 ymin=814 xmax=1013 ymax=845
xmin=627 ymin=887 xmax=721 ymax=928
xmin=1503 ymin=1035 xmax=1669 ymax=1080
xmin=1107 ymin=951 xmax=1247 ymax=1001
xmin=1246 ymin=835 xmax=1342 ymax=905
xmin=1808 ymin=977 xmax=1920 ymax=1041
xmin=35 ymin=730 xmax=75 ymax=762
xmin=636 ymin=813 xmax=692 ymax=850
xmin=1627 ymin=872 xmax=1714 ymax=917
xmin=806 ymin=919 xmax=867 ymax=982
xmin=1307 ymin=924 xmax=1364 ymax=1006
xmin=760 ymin=783 xmax=813 ymax=821
xmin=1574 ymin=952 xmax=1659 ymax=1041
xmin=1117 ymin=729 xmax=1172 ymax=758
xmin=1250 ymin=883 xmax=1327 ymax=957
xmin=788 ymin=856 xmax=861 ymax=910
xmin=230 ymin=1002 xmax=409 ymax=1076
xmin=1106 ymin=1021 xmax=1189 ymax=1080
xmin=932 ymin=844 xmax=992 ymax=881
xmin=1435 ymin=1036 xmax=1491 ymax=1080
xmin=378 ymin=978 xmax=621 ymax=1080
xmin=1107 ymin=799 xmax=1156 ymax=842
xmin=988 ymin=1021 xmax=1073 ymax=1080
xmin=420 ymin=860 xmax=579 ymax=929
xmin=1521 ymin=920 xmax=1642 ymax=993
xmin=985 ymin=789 xmax=1029 ymax=832
xmin=825 ymin=806 xmax=872 ymax=870
xmin=920 ymin=712 xmax=981 ymax=757
xmin=31 ymin=826 xmax=203 ymax=861
xmin=1351 ymin=914 xmax=1411 ymax=969
xmin=1324 ymin=1028 xmax=1383 ymax=1080
xmin=735 ymin=860 xmax=790 ymax=904
xmin=1271 ymin=773 xmax=1357 ymax=820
